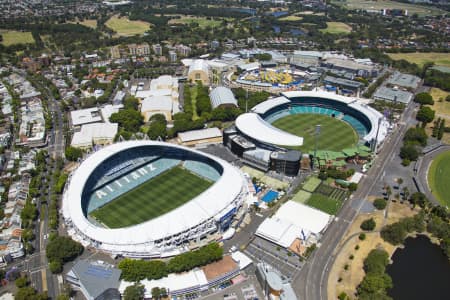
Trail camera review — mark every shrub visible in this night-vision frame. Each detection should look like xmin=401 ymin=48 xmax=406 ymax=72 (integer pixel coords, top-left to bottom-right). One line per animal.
xmin=359 ymin=233 xmax=366 ymax=240
xmin=402 ymin=158 xmax=411 ymax=166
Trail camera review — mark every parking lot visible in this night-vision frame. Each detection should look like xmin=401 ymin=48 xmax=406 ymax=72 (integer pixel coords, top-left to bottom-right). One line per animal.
xmin=244 ymin=236 xmax=303 ymax=281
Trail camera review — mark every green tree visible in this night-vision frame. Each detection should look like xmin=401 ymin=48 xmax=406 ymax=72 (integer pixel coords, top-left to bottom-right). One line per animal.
xmin=414 ymin=92 xmax=434 ymax=105
xmin=409 ymin=192 xmax=427 ymax=208
xmin=49 ymin=260 xmax=63 ymax=274
xmin=416 ymin=106 xmax=435 ymax=125
xmin=46 ymin=236 xmax=83 ymax=265
xmin=381 ymin=222 xmax=407 ymax=245
xmin=124 ymin=96 xmax=140 ymax=110
xmin=110 ymin=109 xmax=144 ymax=132
xmin=399 ymin=144 xmax=419 ymax=161
xmin=65 ymin=146 xmax=83 ymax=161
xmin=373 ymin=198 xmax=387 ymax=210
xmin=123 ymin=283 xmax=145 ymax=300
xmin=361 ymin=218 xmax=376 ymax=231
xmin=15 ymin=276 xmax=28 ymax=288
xmin=151 ymin=287 xmax=161 ymax=300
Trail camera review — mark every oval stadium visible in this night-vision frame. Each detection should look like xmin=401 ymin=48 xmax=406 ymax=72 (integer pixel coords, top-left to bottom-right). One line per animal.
xmin=235 ymin=90 xmax=389 ymax=151
xmin=62 ymin=141 xmax=249 ymax=258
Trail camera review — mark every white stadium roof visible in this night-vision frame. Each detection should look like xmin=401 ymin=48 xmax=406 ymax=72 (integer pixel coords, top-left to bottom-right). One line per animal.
xmin=62 ymin=141 xmax=246 ymax=255
xmin=235 ymin=113 xmax=303 ymax=147
xmin=245 ymin=90 xmax=388 ymax=145
xmin=251 ymin=96 xmax=291 ymax=115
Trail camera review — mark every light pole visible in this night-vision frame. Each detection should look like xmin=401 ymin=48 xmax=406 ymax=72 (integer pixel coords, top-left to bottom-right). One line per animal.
xmin=314 ymin=124 xmax=321 ymax=169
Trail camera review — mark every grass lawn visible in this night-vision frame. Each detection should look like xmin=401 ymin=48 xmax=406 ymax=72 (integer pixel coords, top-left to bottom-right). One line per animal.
xmin=387 ymin=52 xmax=450 ymax=68
xmin=428 ymin=150 xmax=450 ymax=207
xmin=278 ymin=15 xmax=303 ymax=21
xmin=105 ymin=15 xmax=151 ymax=36
xmin=168 ymin=16 xmax=224 ymax=28
xmin=320 ymin=22 xmax=352 ymax=34
xmin=292 ymin=190 xmax=312 ymax=203
xmin=332 ymin=0 xmax=445 ymax=17
xmin=90 ymin=166 xmax=212 ymax=228
xmin=302 ymin=177 xmax=322 ymax=192
xmin=306 ymin=193 xmax=342 ymax=215
xmin=0 ymin=30 xmax=34 ymax=46
xmin=429 ymin=88 xmax=450 ymax=119
xmin=190 ymin=86 xmax=199 ymax=120
xmin=272 ymin=114 xmax=358 ymax=152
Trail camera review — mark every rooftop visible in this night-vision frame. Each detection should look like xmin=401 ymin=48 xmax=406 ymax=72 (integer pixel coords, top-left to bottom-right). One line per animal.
xmin=387 ymin=72 xmax=421 ymax=89
xmin=178 ymin=127 xmax=222 ymax=143
xmin=373 ymin=86 xmax=413 ymax=104
xmin=209 ymin=86 xmax=238 ymax=109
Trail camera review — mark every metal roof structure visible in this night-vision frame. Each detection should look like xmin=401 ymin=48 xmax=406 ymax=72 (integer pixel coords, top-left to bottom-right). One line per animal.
xmin=68 ymin=260 xmax=121 ymax=300
xmin=235 ymin=113 xmax=304 ymax=147
xmin=387 ymin=72 xmax=421 ymax=89
xmin=209 ymin=87 xmax=238 ymax=109
xmin=62 ymin=141 xmax=248 ymax=257
xmin=373 ymin=86 xmax=413 ymax=104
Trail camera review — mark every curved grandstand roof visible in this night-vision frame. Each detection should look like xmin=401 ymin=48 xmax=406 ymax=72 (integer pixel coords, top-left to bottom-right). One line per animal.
xmin=62 ymin=141 xmax=245 ymax=248
xmin=251 ymin=96 xmax=291 ymax=114
xmin=235 ymin=113 xmax=303 ymax=147
xmin=209 ymin=87 xmax=238 ymax=109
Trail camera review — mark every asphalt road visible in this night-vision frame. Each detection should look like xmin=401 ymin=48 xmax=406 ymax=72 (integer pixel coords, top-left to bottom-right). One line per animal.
xmin=292 ymin=100 xmax=418 ymax=300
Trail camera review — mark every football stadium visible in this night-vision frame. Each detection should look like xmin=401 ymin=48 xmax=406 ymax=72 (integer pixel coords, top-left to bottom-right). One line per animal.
xmin=235 ymin=90 xmax=389 ymax=151
xmin=62 ymin=141 xmax=249 ymax=258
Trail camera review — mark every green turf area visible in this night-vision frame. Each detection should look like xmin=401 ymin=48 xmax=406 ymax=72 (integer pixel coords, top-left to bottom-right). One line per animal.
xmin=105 ymin=15 xmax=151 ymax=36
xmin=320 ymin=22 xmax=352 ymax=34
xmin=302 ymin=177 xmax=322 ymax=192
xmin=168 ymin=16 xmax=225 ymax=28
xmin=306 ymin=193 xmax=342 ymax=215
xmin=292 ymin=190 xmax=312 ymax=203
xmin=271 ymin=114 xmax=358 ymax=152
xmin=0 ymin=30 xmax=34 ymax=46
xmin=387 ymin=52 xmax=450 ymax=68
xmin=90 ymin=166 xmax=213 ymax=228
xmin=428 ymin=150 xmax=450 ymax=207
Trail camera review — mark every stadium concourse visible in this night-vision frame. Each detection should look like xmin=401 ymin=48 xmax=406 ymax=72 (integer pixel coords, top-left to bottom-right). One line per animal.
xmin=235 ymin=90 xmax=389 ymax=150
xmin=62 ymin=141 xmax=250 ymax=258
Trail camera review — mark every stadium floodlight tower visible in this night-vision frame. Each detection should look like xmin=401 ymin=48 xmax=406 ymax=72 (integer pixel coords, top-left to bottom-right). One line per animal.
xmin=314 ymin=124 xmax=321 ymax=169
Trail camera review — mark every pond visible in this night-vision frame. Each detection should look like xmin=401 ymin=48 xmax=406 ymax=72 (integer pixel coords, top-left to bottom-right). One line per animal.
xmin=386 ymin=235 xmax=450 ymax=300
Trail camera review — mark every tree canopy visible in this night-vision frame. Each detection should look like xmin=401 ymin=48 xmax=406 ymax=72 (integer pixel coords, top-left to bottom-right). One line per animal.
xmin=414 ymin=92 xmax=434 ymax=105
xmin=416 ymin=106 xmax=435 ymax=124
xmin=110 ymin=109 xmax=144 ymax=132
xmin=65 ymin=146 xmax=83 ymax=161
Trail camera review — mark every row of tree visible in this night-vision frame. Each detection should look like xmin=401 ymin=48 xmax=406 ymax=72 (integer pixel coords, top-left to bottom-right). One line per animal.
xmin=431 ymin=118 xmax=446 ymax=140
xmin=118 ymin=242 xmax=223 ymax=282
xmin=357 ymin=248 xmax=392 ymax=300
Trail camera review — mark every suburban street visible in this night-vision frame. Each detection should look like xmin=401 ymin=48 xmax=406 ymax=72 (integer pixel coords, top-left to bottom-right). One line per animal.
xmin=292 ymin=100 xmax=418 ymax=300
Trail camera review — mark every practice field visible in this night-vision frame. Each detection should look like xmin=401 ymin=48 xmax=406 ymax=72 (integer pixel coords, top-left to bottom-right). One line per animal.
xmin=428 ymin=150 xmax=450 ymax=207
xmin=302 ymin=177 xmax=322 ymax=193
xmin=90 ymin=166 xmax=213 ymax=228
xmin=387 ymin=52 xmax=450 ymax=68
xmin=69 ymin=19 xmax=97 ymax=29
xmin=272 ymin=114 xmax=359 ymax=152
xmin=0 ymin=30 xmax=34 ymax=46
xmin=105 ymin=15 xmax=151 ymax=36
xmin=332 ymin=0 xmax=445 ymax=17
xmin=320 ymin=22 xmax=352 ymax=34
xmin=306 ymin=193 xmax=342 ymax=215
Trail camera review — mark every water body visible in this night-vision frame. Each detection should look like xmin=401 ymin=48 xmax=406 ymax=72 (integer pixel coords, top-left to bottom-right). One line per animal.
xmin=386 ymin=235 xmax=450 ymax=300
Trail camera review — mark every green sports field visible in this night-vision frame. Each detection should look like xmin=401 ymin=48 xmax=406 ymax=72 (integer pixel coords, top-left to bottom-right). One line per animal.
xmin=428 ymin=150 xmax=450 ymax=207
xmin=90 ymin=166 xmax=213 ymax=228
xmin=306 ymin=193 xmax=342 ymax=215
xmin=271 ymin=114 xmax=358 ymax=152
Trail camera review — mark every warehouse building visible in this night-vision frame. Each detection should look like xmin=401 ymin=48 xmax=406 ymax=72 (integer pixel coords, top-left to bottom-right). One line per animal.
xmin=373 ymin=86 xmax=413 ymax=104
xmin=177 ymin=127 xmax=223 ymax=147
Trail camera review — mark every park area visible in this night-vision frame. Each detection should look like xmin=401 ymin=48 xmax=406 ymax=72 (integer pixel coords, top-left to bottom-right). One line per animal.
xmin=105 ymin=15 xmax=151 ymax=36
xmin=332 ymin=0 xmax=445 ymax=16
xmin=425 ymin=88 xmax=450 ymax=143
xmin=69 ymin=19 xmax=97 ymax=29
xmin=387 ymin=52 xmax=450 ymax=68
xmin=90 ymin=166 xmax=212 ymax=228
xmin=272 ymin=114 xmax=358 ymax=152
xmin=168 ymin=16 xmax=226 ymax=28
xmin=320 ymin=22 xmax=352 ymax=34
xmin=428 ymin=150 xmax=450 ymax=207
xmin=278 ymin=15 xmax=303 ymax=21
xmin=0 ymin=30 xmax=34 ymax=46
